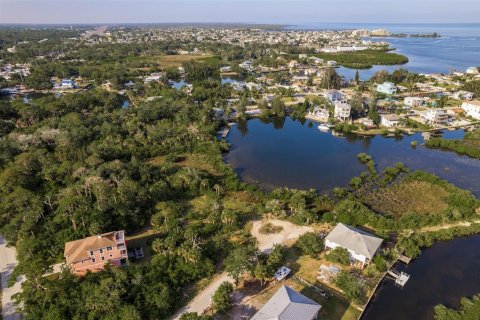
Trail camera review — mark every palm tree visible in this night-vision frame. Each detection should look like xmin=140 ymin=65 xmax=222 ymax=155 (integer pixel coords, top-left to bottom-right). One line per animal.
xmin=213 ymin=184 xmax=223 ymax=195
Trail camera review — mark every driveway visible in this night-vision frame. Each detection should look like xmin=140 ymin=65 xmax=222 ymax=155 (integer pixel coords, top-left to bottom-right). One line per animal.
xmin=170 ymin=272 xmax=234 ymax=319
xmin=0 ymin=235 xmax=23 ymax=320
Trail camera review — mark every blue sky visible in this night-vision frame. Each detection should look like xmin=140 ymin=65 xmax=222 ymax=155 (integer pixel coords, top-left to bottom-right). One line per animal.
xmin=1 ymin=0 xmax=479 ymax=24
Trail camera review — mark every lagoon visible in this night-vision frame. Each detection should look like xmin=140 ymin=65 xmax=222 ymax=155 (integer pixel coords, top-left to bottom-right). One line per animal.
xmin=224 ymin=117 xmax=480 ymax=197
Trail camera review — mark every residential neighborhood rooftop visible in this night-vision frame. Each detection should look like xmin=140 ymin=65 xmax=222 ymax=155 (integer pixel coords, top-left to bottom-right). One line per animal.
xmin=325 ymin=223 xmax=383 ymax=260
xmin=251 ymin=285 xmax=321 ymax=320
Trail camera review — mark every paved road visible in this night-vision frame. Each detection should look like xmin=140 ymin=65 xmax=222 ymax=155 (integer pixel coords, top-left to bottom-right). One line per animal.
xmin=170 ymin=272 xmax=234 ymax=319
xmin=0 ymin=235 xmax=23 ymax=320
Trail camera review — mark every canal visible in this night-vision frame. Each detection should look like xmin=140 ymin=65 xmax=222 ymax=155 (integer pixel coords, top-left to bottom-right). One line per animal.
xmin=362 ymin=235 xmax=480 ymax=320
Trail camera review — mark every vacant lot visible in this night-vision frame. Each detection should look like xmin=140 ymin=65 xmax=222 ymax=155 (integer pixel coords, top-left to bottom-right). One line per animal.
xmin=364 ymin=180 xmax=449 ymax=217
xmin=149 ymin=153 xmax=223 ymax=177
xmin=251 ymin=219 xmax=313 ymax=253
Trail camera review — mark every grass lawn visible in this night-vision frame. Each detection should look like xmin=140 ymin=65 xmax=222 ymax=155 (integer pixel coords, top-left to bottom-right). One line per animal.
xmin=148 ymin=153 xmax=223 ymax=177
xmin=156 ymin=54 xmax=216 ymax=68
xmin=125 ymin=229 xmax=162 ymax=263
xmin=364 ymin=180 xmax=450 ymax=217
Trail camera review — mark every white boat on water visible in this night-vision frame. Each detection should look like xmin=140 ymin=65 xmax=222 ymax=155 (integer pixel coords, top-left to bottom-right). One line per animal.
xmin=317 ymin=124 xmax=331 ymax=131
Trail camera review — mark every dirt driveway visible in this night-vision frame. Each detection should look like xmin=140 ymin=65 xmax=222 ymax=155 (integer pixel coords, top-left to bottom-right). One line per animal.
xmin=170 ymin=272 xmax=234 ymax=320
xmin=0 ymin=235 xmax=23 ymax=320
xmin=251 ymin=219 xmax=313 ymax=253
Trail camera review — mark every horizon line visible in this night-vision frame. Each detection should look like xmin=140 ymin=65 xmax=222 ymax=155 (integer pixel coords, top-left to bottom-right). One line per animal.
xmin=1 ymin=22 xmax=480 ymax=26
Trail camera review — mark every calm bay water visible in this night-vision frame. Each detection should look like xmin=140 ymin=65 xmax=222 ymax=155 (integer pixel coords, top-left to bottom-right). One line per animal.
xmin=224 ymin=117 xmax=480 ymax=196
xmin=287 ymin=23 xmax=480 ymax=80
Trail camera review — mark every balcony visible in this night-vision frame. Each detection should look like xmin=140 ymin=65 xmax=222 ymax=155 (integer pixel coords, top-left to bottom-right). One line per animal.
xmin=114 ymin=231 xmax=125 ymax=244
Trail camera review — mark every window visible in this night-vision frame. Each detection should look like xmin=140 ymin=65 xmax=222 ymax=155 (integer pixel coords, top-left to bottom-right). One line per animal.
xmin=99 ymin=249 xmax=103 ymax=254
xmin=89 ymin=250 xmax=94 ymax=256
xmin=101 ymin=257 xmax=105 ymax=261
xmin=109 ymin=254 xmax=113 ymax=258
xmin=92 ymin=258 xmax=96 ymax=263
xmin=107 ymin=246 xmax=112 ymax=251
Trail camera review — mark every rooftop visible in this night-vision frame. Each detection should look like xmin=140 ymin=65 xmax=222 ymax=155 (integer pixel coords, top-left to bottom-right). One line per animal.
xmin=64 ymin=231 xmax=124 ymax=265
xmin=251 ymin=285 xmax=321 ymax=320
xmin=325 ymin=223 xmax=383 ymax=260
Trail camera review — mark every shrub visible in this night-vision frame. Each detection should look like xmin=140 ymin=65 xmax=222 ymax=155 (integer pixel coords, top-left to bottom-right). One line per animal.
xmin=326 ymin=247 xmax=351 ymax=265
xmin=212 ymin=282 xmax=233 ymax=312
xmin=335 ymin=271 xmax=365 ymax=304
xmin=296 ymin=232 xmax=323 ymax=257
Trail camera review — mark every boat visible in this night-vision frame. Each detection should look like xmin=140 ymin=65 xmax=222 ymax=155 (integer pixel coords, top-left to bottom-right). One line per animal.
xmin=317 ymin=124 xmax=331 ymax=131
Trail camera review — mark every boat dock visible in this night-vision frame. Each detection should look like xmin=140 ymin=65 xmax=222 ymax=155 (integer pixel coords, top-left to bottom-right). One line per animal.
xmin=358 ymin=251 xmax=412 ymax=319
xmin=217 ymin=124 xmax=234 ymax=140
xmin=397 ymin=254 xmax=411 ymax=264
xmin=386 ymin=268 xmax=410 ymax=287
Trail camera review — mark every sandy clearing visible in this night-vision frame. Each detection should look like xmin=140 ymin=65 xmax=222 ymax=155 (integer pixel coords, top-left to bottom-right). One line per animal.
xmin=0 ymin=235 xmax=23 ymax=320
xmin=251 ymin=219 xmax=313 ymax=253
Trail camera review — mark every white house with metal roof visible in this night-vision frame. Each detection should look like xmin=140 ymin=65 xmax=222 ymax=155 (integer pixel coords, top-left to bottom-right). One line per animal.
xmin=251 ymin=285 xmax=321 ymax=320
xmin=324 ymin=223 xmax=383 ymax=266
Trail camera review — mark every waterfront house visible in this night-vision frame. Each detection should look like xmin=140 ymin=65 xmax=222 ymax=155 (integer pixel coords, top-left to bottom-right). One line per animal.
xmin=307 ymin=106 xmax=330 ymax=123
xmin=58 ymin=79 xmax=76 ymax=89
xmin=239 ymin=60 xmax=254 ymax=71
xmin=462 ymin=101 xmax=480 ymax=120
xmin=324 ymin=223 xmax=383 ymax=266
xmin=323 ymin=90 xmax=345 ymax=103
xmin=376 ymin=82 xmax=397 ymax=95
xmin=64 ymin=230 xmax=128 ymax=276
xmin=380 ymin=114 xmax=401 ymax=127
xmin=334 ymin=102 xmax=351 ymax=122
xmin=358 ymin=117 xmax=376 ymax=128
xmin=422 ymin=108 xmax=450 ymax=124
xmin=327 ymin=60 xmax=337 ymax=66
xmin=251 ymin=285 xmax=321 ymax=320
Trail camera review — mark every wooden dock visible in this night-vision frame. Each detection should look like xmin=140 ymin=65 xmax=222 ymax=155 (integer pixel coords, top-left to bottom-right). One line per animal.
xmin=398 ymin=254 xmax=411 ymax=264
xmin=357 ymin=251 xmax=412 ymax=319
xmin=217 ymin=127 xmax=231 ymax=139
xmin=386 ymin=268 xmax=410 ymax=287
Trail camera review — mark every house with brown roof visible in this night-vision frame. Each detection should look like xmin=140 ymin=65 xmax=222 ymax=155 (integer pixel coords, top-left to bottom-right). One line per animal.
xmin=64 ymin=230 xmax=128 ymax=276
